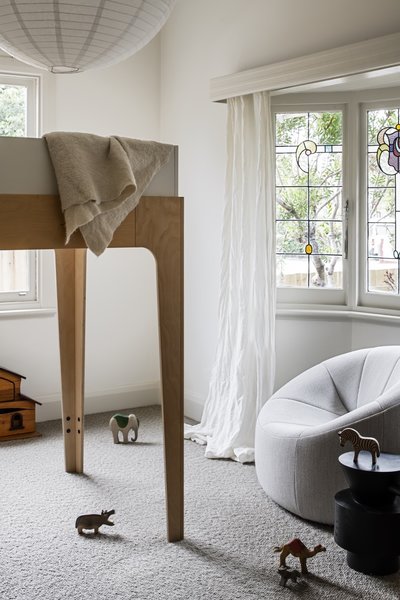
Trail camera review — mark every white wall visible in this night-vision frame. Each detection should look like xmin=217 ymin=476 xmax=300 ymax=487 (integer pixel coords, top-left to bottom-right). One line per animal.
xmin=0 ymin=39 xmax=162 ymax=421
xmin=159 ymin=0 xmax=400 ymax=419
xmin=3 ymin=3 xmax=400 ymax=424
xmin=52 ymin=39 xmax=162 ymax=417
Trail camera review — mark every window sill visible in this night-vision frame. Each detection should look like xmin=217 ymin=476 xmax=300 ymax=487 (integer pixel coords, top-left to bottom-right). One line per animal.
xmin=277 ymin=306 xmax=400 ymax=324
xmin=0 ymin=307 xmax=56 ymax=318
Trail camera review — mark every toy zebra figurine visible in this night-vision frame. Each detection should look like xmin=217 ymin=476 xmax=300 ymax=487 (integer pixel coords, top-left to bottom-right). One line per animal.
xmin=338 ymin=427 xmax=380 ymax=465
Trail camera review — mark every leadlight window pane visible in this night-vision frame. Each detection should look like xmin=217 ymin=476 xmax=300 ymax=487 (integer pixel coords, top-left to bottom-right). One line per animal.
xmin=275 ymin=111 xmax=343 ymax=289
xmin=367 ymin=108 xmax=400 ymax=295
xmin=276 ymin=113 xmax=307 ymax=146
xmin=277 ymin=255 xmax=309 ymax=288
xmin=368 ymin=258 xmax=398 ymax=294
xmin=312 ymin=221 xmax=342 ymax=255
xmin=276 ymin=220 xmax=308 ymax=254
xmin=276 ymin=153 xmax=307 ymax=186
xmin=368 ymin=153 xmax=395 ymax=188
xmin=310 ymin=256 xmax=343 ymax=289
xmin=368 ymin=189 xmax=395 ymax=222
xmin=276 ymin=187 xmax=308 ymax=220
xmin=308 ymin=153 xmax=342 ymax=186
xmin=309 ymin=112 xmax=342 ymax=145
xmin=310 ymin=188 xmax=342 ymax=220
xmin=368 ymin=109 xmax=398 ymax=145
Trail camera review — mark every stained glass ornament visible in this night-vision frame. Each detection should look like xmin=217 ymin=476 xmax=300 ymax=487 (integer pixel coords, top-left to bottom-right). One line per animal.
xmin=376 ymin=124 xmax=400 ymax=175
xmin=296 ymin=139 xmax=317 ymax=173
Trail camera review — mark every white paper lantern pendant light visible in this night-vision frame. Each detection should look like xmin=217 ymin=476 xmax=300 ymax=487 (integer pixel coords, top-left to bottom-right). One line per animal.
xmin=0 ymin=0 xmax=176 ymax=73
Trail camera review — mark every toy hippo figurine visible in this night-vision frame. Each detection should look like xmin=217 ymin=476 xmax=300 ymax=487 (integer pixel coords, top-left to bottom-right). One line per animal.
xmin=109 ymin=413 xmax=139 ymax=443
xmin=75 ymin=509 xmax=115 ymax=535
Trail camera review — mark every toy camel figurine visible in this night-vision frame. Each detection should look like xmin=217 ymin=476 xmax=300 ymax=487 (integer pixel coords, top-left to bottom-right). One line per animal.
xmin=75 ymin=509 xmax=115 ymax=535
xmin=278 ymin=567 xmax=301 ymax=587
xmin=338 ymin=427 xmax=380 ymax=466
xmin=274 ymin=538 xmax=326 ymax=574
xmin=109 ymin=413 xmax=139 ymax=443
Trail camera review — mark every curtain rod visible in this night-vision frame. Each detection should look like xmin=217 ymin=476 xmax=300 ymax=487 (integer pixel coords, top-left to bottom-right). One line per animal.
xmin=210 ymin=31 xmax=400 ymax=103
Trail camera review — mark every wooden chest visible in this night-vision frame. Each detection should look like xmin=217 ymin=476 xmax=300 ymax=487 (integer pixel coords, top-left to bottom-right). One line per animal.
xmin=0 ymin=395 xmax=40 ymax=439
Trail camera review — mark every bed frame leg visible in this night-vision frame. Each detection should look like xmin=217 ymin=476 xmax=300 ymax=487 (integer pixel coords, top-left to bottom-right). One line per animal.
xmin=136 ymin=197 xmax=184 ymax=542
xmin=55 ymin=248 xmax=87 ymax=474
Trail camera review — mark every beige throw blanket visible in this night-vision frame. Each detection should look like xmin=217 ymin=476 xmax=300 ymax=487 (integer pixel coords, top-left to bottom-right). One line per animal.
xmin=43 ymin=132 xmax=174 ymax=255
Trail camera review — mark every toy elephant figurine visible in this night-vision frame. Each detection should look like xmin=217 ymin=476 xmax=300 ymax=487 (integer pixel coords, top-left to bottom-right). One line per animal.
xmin=109 ymin=413 xmax=139 ymax=443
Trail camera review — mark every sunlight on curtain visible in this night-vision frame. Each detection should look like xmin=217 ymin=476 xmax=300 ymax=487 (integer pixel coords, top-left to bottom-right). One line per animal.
xmin=184 ymin=91 xmax=276 ymax=462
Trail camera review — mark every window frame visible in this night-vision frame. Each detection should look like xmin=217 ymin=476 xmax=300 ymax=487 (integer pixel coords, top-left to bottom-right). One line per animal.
xmin=272 ymin=87 xmax=400 ymax=316
xmin=272 ymin=100 xmax=348 ymax=308
xmin=0 ymin=72 xmax=40 ymax=311
xmin=358 ymin=97 xmax=400 ymax=312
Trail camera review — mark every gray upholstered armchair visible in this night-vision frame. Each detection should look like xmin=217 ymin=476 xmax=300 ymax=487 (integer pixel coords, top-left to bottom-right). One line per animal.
xmin=255 ymin=346 xmax=400 ymax=524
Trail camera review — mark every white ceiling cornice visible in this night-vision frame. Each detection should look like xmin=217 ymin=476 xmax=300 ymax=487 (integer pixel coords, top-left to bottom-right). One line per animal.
xmin=210 ymin=32 xmax=400 ymax=102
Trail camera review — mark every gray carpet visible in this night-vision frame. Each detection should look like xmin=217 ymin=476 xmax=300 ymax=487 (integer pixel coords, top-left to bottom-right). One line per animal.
xmin=1 ymin=406 xmax=399 ymax=600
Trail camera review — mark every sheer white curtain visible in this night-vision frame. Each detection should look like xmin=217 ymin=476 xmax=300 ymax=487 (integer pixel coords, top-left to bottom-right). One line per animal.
xmin=184 ymin=91 xmax=276 ymax=463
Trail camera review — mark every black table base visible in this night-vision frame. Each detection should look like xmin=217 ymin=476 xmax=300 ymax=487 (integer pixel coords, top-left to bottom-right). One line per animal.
xmin=335 ymin=489 xmax=400 ymax=575
xmin=347 ymin=552 xmax=398 ymax=577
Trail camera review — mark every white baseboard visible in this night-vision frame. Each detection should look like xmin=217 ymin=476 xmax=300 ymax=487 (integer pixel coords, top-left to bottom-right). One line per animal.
xmin=36 ymin=382 xmax=161 ymax=422
xmin=36 ymin=382 xmax=205 ymax=425
xmin=184 ymin=391 xmax=204 ymax=423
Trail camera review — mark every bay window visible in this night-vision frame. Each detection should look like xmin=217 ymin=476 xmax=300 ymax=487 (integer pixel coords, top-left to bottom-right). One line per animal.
xmin=273 ymin=87 xmax=400 ymax=314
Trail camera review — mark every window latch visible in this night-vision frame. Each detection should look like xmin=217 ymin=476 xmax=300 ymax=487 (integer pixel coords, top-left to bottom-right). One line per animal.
xmin=344 ymin=199 xmax=349 ymax=259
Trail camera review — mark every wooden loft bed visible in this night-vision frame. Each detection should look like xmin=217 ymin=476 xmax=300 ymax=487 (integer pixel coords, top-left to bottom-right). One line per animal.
xmin=0 ymin=138 xmax=184 ymax=542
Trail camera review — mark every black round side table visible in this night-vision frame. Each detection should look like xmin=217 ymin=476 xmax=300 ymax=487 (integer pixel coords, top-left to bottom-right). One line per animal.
xmin=334 ymin=452 xmax=400 ymax=576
